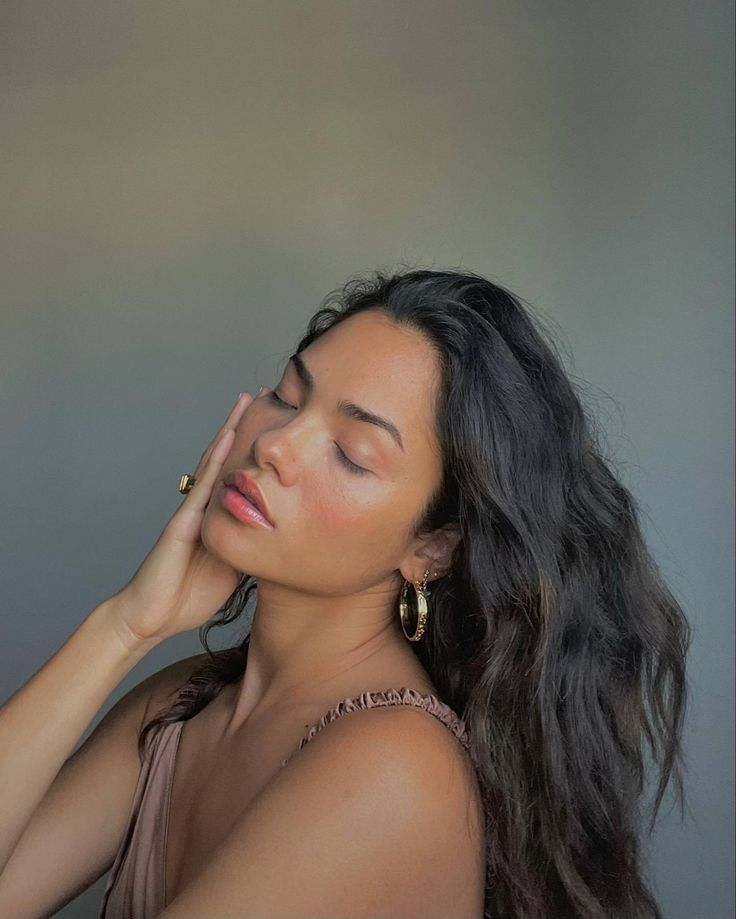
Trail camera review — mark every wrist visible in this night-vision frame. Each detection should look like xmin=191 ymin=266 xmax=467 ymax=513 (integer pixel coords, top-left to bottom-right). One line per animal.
xmin=90 ymin=596 xmax=163 ymax=661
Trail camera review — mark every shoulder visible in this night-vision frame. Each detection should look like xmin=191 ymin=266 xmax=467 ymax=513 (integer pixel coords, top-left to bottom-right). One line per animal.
xmin=300 ymin=702 xmax=485 ymax=855
xmin=156 ymin=700 xmax=486 ymax=918
xmin=301 ymin=701 xmax=479 ymax=804
xmin=285 ymin=702 xmax=484 ymax=853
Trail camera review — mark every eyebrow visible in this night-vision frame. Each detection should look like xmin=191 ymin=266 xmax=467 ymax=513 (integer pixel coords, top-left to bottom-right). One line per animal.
xmin=287 ymin=352 xmax=405 ymax=453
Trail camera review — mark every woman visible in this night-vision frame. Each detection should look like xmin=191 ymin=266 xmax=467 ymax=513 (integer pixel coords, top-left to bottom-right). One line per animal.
xmin=0 ymin=268 xmax=691 ymax=919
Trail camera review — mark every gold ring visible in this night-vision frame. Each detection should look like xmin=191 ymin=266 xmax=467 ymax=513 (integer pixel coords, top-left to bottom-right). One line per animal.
xmin=179 ymin=474 xmax=196 ymax=494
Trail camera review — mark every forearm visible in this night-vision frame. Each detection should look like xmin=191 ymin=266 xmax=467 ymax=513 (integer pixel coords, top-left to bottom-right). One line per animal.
xmin=0 ymin=598 xmax=160 ymax=873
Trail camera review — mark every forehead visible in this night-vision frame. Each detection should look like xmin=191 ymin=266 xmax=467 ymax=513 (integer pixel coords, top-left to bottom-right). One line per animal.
xmin=297 ymin=310 xmax=441 ymax=454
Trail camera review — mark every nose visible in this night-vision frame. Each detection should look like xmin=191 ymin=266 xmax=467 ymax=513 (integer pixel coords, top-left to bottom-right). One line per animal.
xmin=252 ymin=410 xmax=309 ymax=485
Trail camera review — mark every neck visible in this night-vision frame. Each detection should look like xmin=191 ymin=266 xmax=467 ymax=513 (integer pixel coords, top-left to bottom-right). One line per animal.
xmin=221 ymin=576 xmax=430 ymax=737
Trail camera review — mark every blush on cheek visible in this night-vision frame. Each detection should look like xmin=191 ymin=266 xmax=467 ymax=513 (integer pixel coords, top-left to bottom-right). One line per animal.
xmin=314 ymin=502 xmax=355 ymax=534
xmin=319 ymin=497 xmax=394 ymax=540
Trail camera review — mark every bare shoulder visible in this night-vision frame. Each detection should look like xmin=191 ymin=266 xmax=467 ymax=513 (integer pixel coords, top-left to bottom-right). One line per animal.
xmin=321 ymin=702 xmax=479 ymax=794
xmin=311 ymin=703 xmax=485 ymax=846
xmin=278 ymin=704 xmax=487 ymax=912
xmin=156 ymin=700 xmax=486 ymax=918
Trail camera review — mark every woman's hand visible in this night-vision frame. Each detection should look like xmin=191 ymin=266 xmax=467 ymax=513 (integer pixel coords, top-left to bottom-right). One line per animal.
xmin=107 ymin=391 xmax=255 ymax=648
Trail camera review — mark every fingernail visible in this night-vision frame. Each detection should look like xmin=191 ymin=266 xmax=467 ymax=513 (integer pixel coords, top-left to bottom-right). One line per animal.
xmin=257 ymin=386 xmax=266 ymax=396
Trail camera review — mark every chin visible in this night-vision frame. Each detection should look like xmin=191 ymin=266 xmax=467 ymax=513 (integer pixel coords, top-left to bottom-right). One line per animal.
xmin=200 ymin=507 xmax=252 ymax=571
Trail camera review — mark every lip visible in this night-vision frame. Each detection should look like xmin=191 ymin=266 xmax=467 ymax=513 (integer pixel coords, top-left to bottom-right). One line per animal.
xmin=222 ymin=471 xmax=276 ymax=527
xmin=220 ymin=486 xmax=274 ymax=529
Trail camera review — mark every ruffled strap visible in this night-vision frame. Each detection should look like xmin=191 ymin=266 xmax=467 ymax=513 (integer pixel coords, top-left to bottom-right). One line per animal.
xmin=281 ymin=687 xmax=470 ymax=768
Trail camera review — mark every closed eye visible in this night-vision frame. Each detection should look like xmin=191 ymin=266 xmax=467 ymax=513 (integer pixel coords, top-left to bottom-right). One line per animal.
xmin=266 ymin=390 xmax=370 ymax=475
xmin=266 ymin=389 xmax=294 ymax=410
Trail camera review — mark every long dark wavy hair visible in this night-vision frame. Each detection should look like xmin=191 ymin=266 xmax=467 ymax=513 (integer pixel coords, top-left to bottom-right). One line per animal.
xmin=139 ymin=267 xmax=692 ymax=919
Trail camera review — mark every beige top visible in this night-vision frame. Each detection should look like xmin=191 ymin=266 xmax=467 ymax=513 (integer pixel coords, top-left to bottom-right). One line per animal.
xmin=97 ymin=687 xmax=471 ymax=919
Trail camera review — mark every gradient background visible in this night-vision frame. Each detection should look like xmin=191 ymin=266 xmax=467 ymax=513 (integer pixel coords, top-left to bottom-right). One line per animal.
xmin=1 ymin=2 xmax=733 ymax=917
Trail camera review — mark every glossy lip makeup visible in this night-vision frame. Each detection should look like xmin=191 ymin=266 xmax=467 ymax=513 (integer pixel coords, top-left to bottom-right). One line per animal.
xmin=219 ymin=484 xmax=275 ymax=529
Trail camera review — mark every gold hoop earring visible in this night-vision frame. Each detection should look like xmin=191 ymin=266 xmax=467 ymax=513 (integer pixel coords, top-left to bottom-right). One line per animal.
xmin=399 ymin=568 xmax=438 ymax=642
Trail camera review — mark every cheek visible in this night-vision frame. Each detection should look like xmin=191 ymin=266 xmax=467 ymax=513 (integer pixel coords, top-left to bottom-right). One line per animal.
xmin=232 ymin=409 xmax=264 ymax=452
xmin=307 ymin=483 xmax=402 ymax=548
xmin=236 ymin=410 xmax=256 ymax=436
xmin=308 ymin=485 xmax=363 ymax=532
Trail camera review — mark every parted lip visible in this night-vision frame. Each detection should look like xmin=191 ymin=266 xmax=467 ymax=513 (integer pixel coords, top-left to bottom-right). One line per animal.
xmin=222 ymin=471 xmax=276 ymax=527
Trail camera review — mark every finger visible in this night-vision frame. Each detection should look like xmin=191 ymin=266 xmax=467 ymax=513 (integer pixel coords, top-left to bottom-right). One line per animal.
xmin=195 ymin=392 xmax=253 ymax=475
xmin=210 ymin=391 xmax=252 ymax=452
xmin=181 ymin=427 xmax=235 ymax=516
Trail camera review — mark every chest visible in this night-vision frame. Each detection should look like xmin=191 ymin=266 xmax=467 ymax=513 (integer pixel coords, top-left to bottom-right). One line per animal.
xmin=163 ymin=708 xmax=312 ymax=906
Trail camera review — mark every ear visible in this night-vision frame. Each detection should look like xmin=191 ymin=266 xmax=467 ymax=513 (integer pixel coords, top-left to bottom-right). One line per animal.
xmin=398 ymin=524 xmax=462 ymax=586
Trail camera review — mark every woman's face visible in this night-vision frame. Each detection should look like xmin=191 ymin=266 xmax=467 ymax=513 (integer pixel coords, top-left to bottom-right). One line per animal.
xmin=202 ymin=309 xmax=445 ymax=597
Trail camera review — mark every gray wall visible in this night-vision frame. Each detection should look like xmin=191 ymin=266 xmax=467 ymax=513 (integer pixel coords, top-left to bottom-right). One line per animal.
xmin=1 ymin=2 xmax=733 ymax=917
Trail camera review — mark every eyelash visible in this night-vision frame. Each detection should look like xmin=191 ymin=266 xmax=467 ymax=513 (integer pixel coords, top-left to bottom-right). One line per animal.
xmin=265 ymin=390 xmax=370 ymax=476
